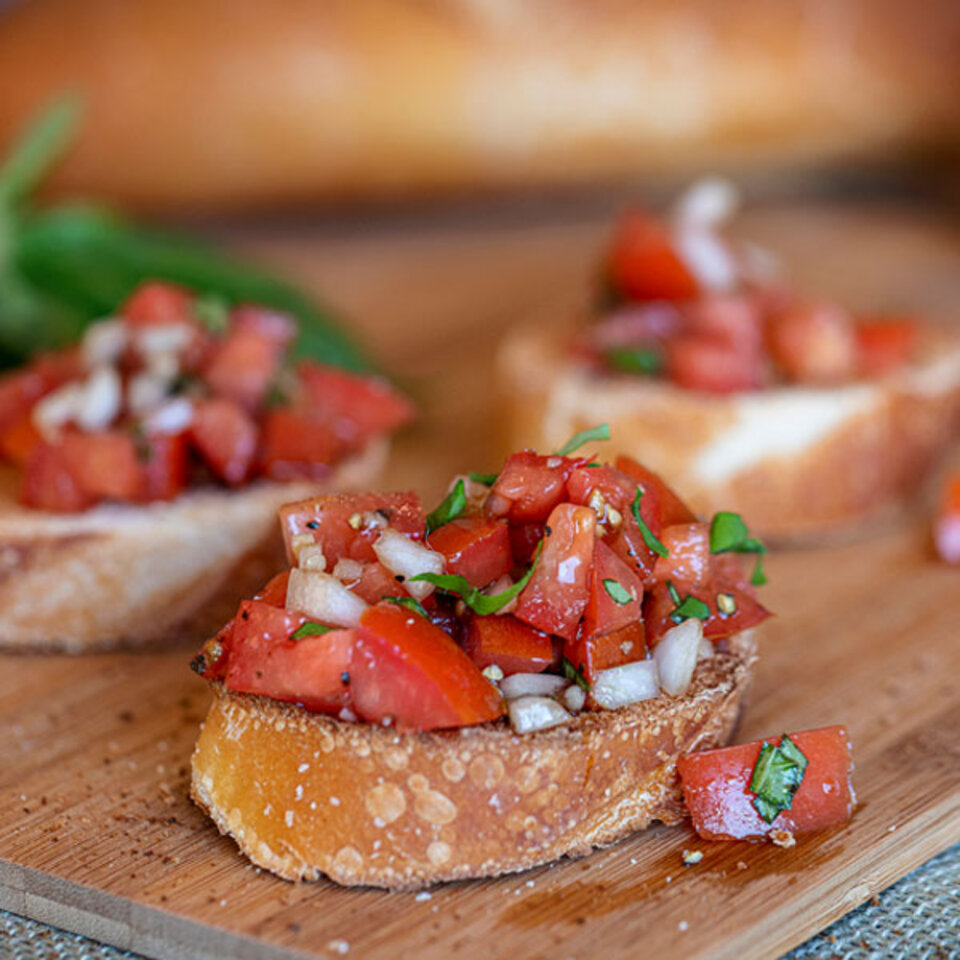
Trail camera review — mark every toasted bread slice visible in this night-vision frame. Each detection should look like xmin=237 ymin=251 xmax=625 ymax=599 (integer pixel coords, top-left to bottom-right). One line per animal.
xmin=0 ymin=439 xmax=387 ymax=652
xmin=190 ymin=630 xmax=756 ymax=889
xmin=498 ymin=324 xmax=960 ymax=541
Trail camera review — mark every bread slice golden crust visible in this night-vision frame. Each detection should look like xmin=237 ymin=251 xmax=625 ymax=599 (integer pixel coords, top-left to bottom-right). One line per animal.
xmin=0 ymin=439 xmax=387 ymax=652
xmin=498 ymin=324 xmax=960 ymax=541
xmin=190 ymin=631 xmax=757 ymax=889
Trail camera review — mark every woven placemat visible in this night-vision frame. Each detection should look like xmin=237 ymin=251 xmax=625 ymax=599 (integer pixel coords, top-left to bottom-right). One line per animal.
xmin=1 ymin=843 xmax=957 ymax=959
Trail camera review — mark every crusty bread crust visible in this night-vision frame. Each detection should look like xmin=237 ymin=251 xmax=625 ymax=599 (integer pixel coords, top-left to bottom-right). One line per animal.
xmin=0 ymin=439 xmax=387 ymax=652
xmin=190 ymin=631 xmax=757 ymax=889
xmin=498 ymin=323 xmax=960 ymax=541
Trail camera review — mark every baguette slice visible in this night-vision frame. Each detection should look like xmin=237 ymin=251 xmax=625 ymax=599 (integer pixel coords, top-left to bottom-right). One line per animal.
xmin=499 ymin=323 xmax=960 ymax=541
xmin=0 ymin=439 xmax=386 ymax=652
xmin=190 ymin=631 xmax=757 ymax=889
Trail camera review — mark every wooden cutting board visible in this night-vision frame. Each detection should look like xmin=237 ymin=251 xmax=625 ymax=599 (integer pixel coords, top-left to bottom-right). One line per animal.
xmin=2 ymin=198 xmax=960 ymax=960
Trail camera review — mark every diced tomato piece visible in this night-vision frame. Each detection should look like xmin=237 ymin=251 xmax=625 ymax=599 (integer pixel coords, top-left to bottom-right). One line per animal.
xmin=509 ymin=522 xmax=546 ymax=565
xmin=581 ymin=540 xmax=644 ymax=639
xmin=934 ymin=473 xmax=960 ymax=564
xmin=342 ymin=562 xmax=402 ymax=606
xmin=254 ymin=570 xmax=291 ymax=606
xmin=855 ymin=318 xmax=917 ymax=378
xmin=687 ymin=294 xmax=764 ymax=351
xmin=188 ymin=398 xmax=258 ymax=485
xmin=0 ymin=413 xmax=43 ymax=465
xmin=653 ymin=522 xmax=711 ymax=585
xmin=607 ymin=523 xmax=659 ymax=584
xmin=678 ymin=726 xmax=856 ymax=840
xmin=20 ymin=442 xmax=93 ymax=512
xmin=567 ymin=464 xmax=639 ymax=518
xmin=351 ymin=603 xmax=504 ymax=731
xmin=0 ymin=350 xmax=79 ymax=436
xmin=427 ymin=514 xmax=513 ymax=588
xmin=667 ymin=335 xmax=766 ymax=393
xmin=607 ymin=212 xmax=699 ymax=302
xmin=260 ymin=409 xmax=341 ymax=481
xmin=514 ymin=503 xmax=595 ymax=641
xmin=203 ymin=320 xmax=287 ymax=411
xmin=279 ymin=491 xmax=424 ymax=565
xmin=298 ymin=362 xmax=415 ymax=450
xmin=139 ymin=430 xmax=188 ymax=501
xmin=564 ymin=621 xmax=646 ymax=684
xmin=767 ymin=302 xmax=857 ymax=384
xmin=121 ymin=281 xmax=194 ymax=327
xmin=224 ymin=600 xmax=352 ymax=715
xmin=61 ymin=431 xmax=143 ymax=502
xmin=463 ymin=615 xmax=554 ymax=676
xmin=615 ymin=456 xmax=696 ymax=527
xmin=643 ymin=579 xmax=771 ymax=647
xmin=231 ymin=305 xmax=298 ymax=351
xmin=488 ymin=451 xmax=581 ymax=524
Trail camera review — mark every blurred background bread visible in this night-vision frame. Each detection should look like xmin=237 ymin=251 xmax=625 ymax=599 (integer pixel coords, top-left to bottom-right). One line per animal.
xmin=1 ymin=0 xmax=958 ymax=214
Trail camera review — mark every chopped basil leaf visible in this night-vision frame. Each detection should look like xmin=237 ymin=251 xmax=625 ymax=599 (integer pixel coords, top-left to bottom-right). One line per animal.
xmin=425 ymin=479 xmax=467 ymax=535
xmin=291 ymin=622 xmax=334 ymax=639
xmin=605 ymin=346 xmax=662 ymax=376
xmin=749 ymin=734 xmax=809 ymax=824
xmin=750 ymin=555 xmax=768 ymax=587
xmin=411 ymin=542 xmax=542 ymax=616
xmin=552 ymin=423 xmax=611 ymax=457
xmin=468 ymin=471 xmax=498 ymax=486
xmin=602 ymin=578 xmax=633 ymax=605
xmin=666 ymin=580 xmax=710 ymax=624
xmin=631 ymin=488 xmax=669 ymax=558
xmin=193 ymin=293 xmax=231 ymax=333
xmin=385 ymin=596 xmax=429 ymax=619
xmin=562 ymin=657 xmax=590 ymax=692
xmin=710 ymin=511 xmax=767 ymax=556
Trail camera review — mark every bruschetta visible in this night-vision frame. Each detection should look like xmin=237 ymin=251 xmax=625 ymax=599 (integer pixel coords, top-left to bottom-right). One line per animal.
xmin=0 ymin=281 xmax=413 ymax=650
xmin=499 ymin=180 xmax=960 ymax=541
xmin=190 ymin=430 xmax=770 ymax=887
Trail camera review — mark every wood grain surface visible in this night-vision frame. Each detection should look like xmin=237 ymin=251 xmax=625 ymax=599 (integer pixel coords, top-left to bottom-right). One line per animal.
xmin=2 ymin=197 xmax=960 ymax=960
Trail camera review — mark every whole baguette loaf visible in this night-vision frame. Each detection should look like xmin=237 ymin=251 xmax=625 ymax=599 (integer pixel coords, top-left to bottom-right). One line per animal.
xmin=0 ymin=439 xmax=386 ymax=652
xmin=499 ymin=324 xmax=960 ymax=541
xmin=1 ymin=0 xmax=957 ymax=212
xmin=190 ymin=631 xmax=756 ymax=889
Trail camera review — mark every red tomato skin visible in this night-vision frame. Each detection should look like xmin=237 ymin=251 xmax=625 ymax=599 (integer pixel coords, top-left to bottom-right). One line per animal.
xmin=767 ymin=302 xmax=857 ymax=384
xmin=567 ymin=464 xmax=641 ymax=519
xmin=581 ymin=540 xmax=645 ymax=639
xmin=514 ymin=503 xmax=596 ymax=641
xmin=488 ymin=451 xmax=582 ymax=525
xmin=615 ymin=456 xmax=697 ymax=527
xmin=279 ymin=491 xmax=425 ymax=566
xmin=564 ymin=621 xmax=646 ymax=684
xmin=509 ymin=522 xmax=546 ymax=565
xmin=254 ymin=570 xmax=291 ymax=606
xmin=259 ymin=409 xmax=342 ymax=481
xmin=463 ymin=615 xmax=554 ymax=676
xmin=20 ymin=442 xmax=94 ymax=512
xmin=0 ymin=350 xmax=80 ymax=437
xmin=607 ymin=213 xmax=699 ymax=302
xmin=223 ymin=600 xmax=353 ymax=715
xmin=351 ymin=603 xmax=504 ymax=731
xmin=855 ymin=318 xmax=917 ymax=377
xmin=343 ymin=562 xmax=402 ymax=606
xmin=667 ymin=335 xmax=767 ymax=394
xmin=678 ymin=726 xmax=856 ymax=840
xmin=0 ymin=413 xmax=43 ymax=465
xmin=139 ymin=430 xmax=188 ymax=501
xmin=121 ymin=281 xmax=193 ymax=327
xmin=606 ymin=523 xmax=658 ymax=584
xmin=60 ymin=431 xmax=143 ymax=502
xmin=188 ymin=398 xmax=258 ymax=486
xmin=298 ymin=362 xmax=415 ymax=450
xmin=427 ymin=515 xmax=513 ymax=588
xmin=653 ymin=522 xmax=712 ymax=585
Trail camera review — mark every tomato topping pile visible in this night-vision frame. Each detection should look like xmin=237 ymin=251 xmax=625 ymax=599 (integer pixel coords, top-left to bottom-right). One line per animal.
xmin=192 ymin=429 xmax=771 ymax=731
xmin=0 ymin=281 xmax=414 ymax=511
xmin=678 ymin=726 xmax=856 ymax=840
xmin=579 ymin=186 xmax=917 ymax=393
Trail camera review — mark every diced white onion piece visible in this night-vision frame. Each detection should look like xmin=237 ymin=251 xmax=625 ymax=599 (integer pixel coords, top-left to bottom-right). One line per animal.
xmin=286 ymin=569 xmax=367 ymax=627
xmin=298 ymin=544 xmax=327 ymax=572
xmin=289 ymin=533 xmax=315 ymax=558
xmin=672 ymin=176 xmax=740 ymax=228
xmin=592 ymin=660 xmax=660 ymax=710
xmin=499 ymin=673 xmax=569 ymax=700
xmin=145 ymin=397 xmax=194 ymax=434
xmin=82 ymin=319 xmax=127 ymax=368
xmin=127 ymin=372 xmax=169 ymax=415
xmin=675 ymin=227 xmax=737 ymax=292
xmin=507 ymin=696 xmax=572 ymax=734
xmin=654 ymin=619 xmax=703 ymax=696
xmin=32 ymin=382 xmax=85 ymax=438
xmin=332 ymin=558 xmax=363 ymax=581
xmin=697 ymin=635 xmax=714 ymax=661
xmin=135 ymin=324 xmax=193 ymax=358
xmin=373 ymin=528 xmax=444 ymax=601
xmin=563 ymin=684 xmax=587 ymax=713
xmin=76 ymin=366 xmax=122 ymax=431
